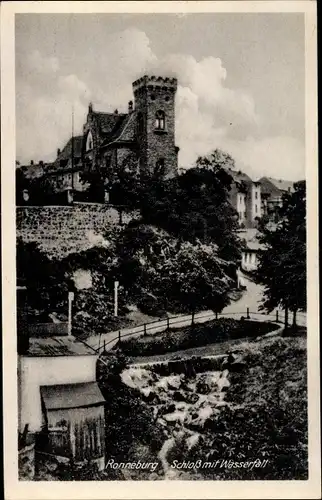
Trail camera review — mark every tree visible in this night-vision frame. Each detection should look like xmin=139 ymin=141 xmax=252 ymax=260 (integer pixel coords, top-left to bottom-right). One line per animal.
xmin=128 ymin=149 xmax=243 ymax=267
xmin=114 ymin=223 xmax=234 ymax=317
xmin=256 ymin=181 xmax=306 ymax=328
xmin=79 ymin=165 xmax=106 ymax=203
xmin=16 ymin=239 xmax=68 ymax=317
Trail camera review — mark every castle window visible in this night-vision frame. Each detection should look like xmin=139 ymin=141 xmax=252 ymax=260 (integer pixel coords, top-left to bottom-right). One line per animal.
xmin=255 ymin=191 xmax=258 ymax=199
xmin=155 ymin=110 xmax=165 ymax=131
xmin=155 ymin=158 xmax=165 ymax=176
xmin=86 ymin=131 xmax=93 ymax=151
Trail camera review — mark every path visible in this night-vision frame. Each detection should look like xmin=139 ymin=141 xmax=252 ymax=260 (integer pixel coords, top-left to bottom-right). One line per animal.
xmin=85 ymin=272 xmax=306 ymax=353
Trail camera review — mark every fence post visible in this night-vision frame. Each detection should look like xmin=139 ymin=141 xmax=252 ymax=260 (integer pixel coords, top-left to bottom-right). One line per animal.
xmin=143 ymin=323 xmax=147 ymax=336
xmin=215 ymin=311 xmax=218 ymax=320
xmin=246 ymin=307 xmax=250 ymax=319
xmin=118 ymin=330 xmax=121 ymax=343
xmin=276 ymin=310 xmax=279 ymax=323
xmin=167 ymin=317 xmax=170 ymax=331
xmin=103 ymin=340 xmax=106 ymax=352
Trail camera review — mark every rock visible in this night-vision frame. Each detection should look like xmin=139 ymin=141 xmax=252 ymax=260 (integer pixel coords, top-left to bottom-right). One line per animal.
xmin=184 ymin=392 xmax=200 ymax=405
xmin=142 ymin=390 xmax=161 ymax=404
xmin=164 ymin=403 xmax=176 ymax=414
xmin=173 ymin=390 xmax=186 ymax=402
xmin=186 ymin=433 xmax=200 ymax=450
xmin=167 ymin=375 xmax=182 ymax=390
xmin=229 ymin=361 xmax=247 ymax=373
xmin=196 ymin=381 xmax=211 ymax=394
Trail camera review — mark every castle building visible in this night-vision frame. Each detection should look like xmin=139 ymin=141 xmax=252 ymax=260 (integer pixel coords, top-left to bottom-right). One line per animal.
xmin=17 ymin=75 xmax=179 ymax=204
xmin=83 ymin=75 xmax=179 ymax=181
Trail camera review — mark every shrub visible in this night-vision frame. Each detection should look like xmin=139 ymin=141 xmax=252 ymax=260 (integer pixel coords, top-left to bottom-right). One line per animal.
xmin=118 ymin=319 xmax=279 ymax=357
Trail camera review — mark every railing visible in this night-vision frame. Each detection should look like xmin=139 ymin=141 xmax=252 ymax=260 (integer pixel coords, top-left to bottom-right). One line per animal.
xmin=91 ymin=307 xmax=306 ymax=355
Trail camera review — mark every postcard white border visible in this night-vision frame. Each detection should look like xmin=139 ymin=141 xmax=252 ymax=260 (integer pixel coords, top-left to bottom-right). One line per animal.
xmin=1 ymin=2 xmax=319 ymax=499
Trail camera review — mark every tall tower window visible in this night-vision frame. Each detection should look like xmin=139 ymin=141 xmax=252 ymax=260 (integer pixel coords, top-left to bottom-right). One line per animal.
xmin=86 ymin=131 xmax=93 ymax=151
xmin=155 ymin=110 xmax=165 ymax=130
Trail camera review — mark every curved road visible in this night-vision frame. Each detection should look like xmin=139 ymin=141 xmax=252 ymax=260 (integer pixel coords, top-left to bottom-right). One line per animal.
xmin=85 ymin=272 xmax=306 ymax=353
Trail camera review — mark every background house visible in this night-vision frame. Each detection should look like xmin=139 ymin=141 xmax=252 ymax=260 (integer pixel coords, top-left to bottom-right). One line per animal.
xmin=237 ymin=228 xmax=264 ymax=272
xmin=225 ymin=167 xmax=262 ymax=228
xmin=259 ymin=176 xmax=295 ymax=216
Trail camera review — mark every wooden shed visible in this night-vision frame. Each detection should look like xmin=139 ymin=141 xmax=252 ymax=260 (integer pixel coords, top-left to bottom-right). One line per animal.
xmin=40 ymin=382 xmax=105 ymax=470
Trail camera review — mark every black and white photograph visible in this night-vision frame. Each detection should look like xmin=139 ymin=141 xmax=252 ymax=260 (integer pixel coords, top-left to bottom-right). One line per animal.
xmin=1 ymin=1 xmax=320 ymax=498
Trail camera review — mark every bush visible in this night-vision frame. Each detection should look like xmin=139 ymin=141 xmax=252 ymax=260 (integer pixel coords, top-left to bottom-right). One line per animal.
xmin=118 ymin=319 xmax=279 ymax=357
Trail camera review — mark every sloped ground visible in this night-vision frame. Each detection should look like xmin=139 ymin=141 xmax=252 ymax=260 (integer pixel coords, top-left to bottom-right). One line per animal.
xmin=35 ymin=334 xmax=307 ymax=480
xmin=95 ymin=334 xmax=307 ymax=481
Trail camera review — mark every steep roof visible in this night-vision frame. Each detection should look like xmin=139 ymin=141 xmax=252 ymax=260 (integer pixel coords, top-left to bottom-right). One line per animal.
xmin=57 ymin=135 xmax=83 ymax=161
xmin=100 ymin=112 xmax=137 ymax=148
xmin=93 ymin=111 xmax=128 ymax=137
xmin=260 ymin=176 xmax=294 ymax=195
xmin=40 ymin=382 xmax=105 ymax=410
xmin=225 ymin=167 xmax=253 ymax=184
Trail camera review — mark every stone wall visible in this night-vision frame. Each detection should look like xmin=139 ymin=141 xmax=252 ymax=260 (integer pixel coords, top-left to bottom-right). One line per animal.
xmin=16 ymin=203 xmax=138 ymax=258
xmin=18 ymin=441 xmax=35 ymax=480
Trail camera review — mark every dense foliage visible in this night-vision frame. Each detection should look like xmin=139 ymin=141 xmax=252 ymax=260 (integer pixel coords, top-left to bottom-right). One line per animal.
xmin=109 ymin=149 xmax=243 ymax=263
xmin=16 ymin=238 xmax=68 ymax=319
xmin=256 ymin=181 xmax=306 ymax=326
xmin=182 ymin=337 xmax=308 ymax=480
xmin=114 ymin=223 xmax=236 ymax=316
xmin=17 ymin=149 xmax=245 ymax=333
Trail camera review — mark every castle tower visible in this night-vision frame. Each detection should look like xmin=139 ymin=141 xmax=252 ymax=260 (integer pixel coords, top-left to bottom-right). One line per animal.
xmin=132 ymin=75 xmax=178 ymax=178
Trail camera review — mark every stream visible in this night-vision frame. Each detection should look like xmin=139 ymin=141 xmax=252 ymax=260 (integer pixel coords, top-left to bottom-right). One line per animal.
xmin=121 ymin=365 xmax=231 ymax=479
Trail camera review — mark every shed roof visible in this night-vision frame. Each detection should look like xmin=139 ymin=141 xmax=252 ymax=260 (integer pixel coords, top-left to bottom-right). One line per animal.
xmin=40 ymin=382 xmax=105 ymax=410
xmin=27 ymin=336 xmax=96 ymax=356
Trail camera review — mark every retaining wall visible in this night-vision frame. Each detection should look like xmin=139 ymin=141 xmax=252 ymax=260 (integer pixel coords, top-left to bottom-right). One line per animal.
xmin=16 ymin=204 xmax=138 ymax=258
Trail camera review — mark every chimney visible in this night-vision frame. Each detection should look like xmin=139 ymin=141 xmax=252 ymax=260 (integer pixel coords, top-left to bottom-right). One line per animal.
xmin=30 ymin=160 xmax=34 ymax=165
xmin=128 ymin=100 xmax=133 ymax=113
xmin=89 ymin=102 xmax=93 ymax=113
xmin=57 ymin=148 xmax=61 ymax=157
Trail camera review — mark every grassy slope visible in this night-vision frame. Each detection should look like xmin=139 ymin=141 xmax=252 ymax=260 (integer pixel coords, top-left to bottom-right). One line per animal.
xmin=179 ymin=334 xmax=308 ymax=480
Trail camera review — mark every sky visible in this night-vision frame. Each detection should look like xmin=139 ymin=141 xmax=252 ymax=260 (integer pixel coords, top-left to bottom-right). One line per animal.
xmin=15 ymin=13 xmax=305 ymax=180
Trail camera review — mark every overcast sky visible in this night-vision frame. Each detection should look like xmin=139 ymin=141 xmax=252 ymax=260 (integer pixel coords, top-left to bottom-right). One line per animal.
xmin=16 ymin=13 xmax=305 ymax=180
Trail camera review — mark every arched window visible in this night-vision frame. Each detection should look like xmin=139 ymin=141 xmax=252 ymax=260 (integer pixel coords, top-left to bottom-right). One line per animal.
xmin=155 ymin=110 xmax=165 ymax=130
xmin=86 ymin=131 xmax=93 ymax=151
